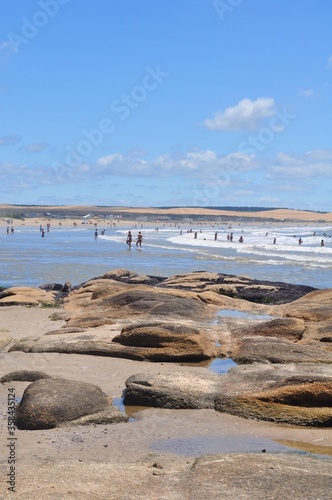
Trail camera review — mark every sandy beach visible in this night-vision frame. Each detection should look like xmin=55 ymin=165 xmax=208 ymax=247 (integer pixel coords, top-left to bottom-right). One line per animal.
xmin=0 ymin=304 xmax=332 ymax=498
xmin=0 ymin=204 xmax=331 ymax=498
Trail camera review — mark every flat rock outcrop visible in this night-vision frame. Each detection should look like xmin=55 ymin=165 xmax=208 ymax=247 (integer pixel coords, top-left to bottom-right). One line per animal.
xmin=0 ymin=286 xmax=57 ymax=306
xmin=232 ymin=337 xmax=332 ymax=364
xmin=215 ymin=363 xmax=332 ymax=426
xmin=16 ymin=378 xmax=114 ymax=430
xmin=124 ymin=371 xmax=220 ymax=409
xmin=159 ymin=271 xmax=316 ymax=304
xmin=124 ymin=363 xmax=332 ymax=426
xmin=237 ymin=317 xmax=305 ymax=341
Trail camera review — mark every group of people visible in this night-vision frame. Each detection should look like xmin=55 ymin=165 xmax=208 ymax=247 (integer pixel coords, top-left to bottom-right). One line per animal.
xmin=126 ymin=231 xmax=143 ymax=248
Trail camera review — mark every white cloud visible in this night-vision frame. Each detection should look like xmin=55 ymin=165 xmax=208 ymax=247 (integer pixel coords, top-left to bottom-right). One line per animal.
xmin=23 ymin=143 xmax=50 ymax=153
xmin=299 ymin=88 xmax=316 ymax=98
xmin=203 ymin=97 xmax=276 ymax=131
xmin=327 ymin=55 xmax=332 ymax=68
xmin=267 ymin=149 xmax=332 ymax=179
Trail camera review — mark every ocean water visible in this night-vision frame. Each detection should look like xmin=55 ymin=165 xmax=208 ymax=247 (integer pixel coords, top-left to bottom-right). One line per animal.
xmin=1 ymin=222 xmax=331 ymax=289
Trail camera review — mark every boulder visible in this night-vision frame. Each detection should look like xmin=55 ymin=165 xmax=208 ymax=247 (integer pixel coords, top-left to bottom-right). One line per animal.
xmin=113 ymin=321 xmax=216 ymax=360
xmin=124 ymin=371 xmax=220 ymax=409
xmin=16 ymin=378 xmax=112 ymax=430
xmin=215 ymin=363 xmax=332 ymax=426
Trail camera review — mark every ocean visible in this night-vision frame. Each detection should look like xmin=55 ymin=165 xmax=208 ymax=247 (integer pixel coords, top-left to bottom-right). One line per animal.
xmin=1 ymin=221 xmax=332 ymax=290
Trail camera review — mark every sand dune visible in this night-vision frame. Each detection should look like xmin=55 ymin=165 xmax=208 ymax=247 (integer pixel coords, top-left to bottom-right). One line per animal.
xmin=0 ymin=204 xmax=331 ymax=222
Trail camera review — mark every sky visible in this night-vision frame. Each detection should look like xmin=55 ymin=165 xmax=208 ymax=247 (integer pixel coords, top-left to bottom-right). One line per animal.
xmin=0 ymin=0 xmax=332 ymax=211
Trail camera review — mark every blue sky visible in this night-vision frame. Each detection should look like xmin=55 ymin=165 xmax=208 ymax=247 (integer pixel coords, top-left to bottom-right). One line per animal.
xmin=1 ymin=0 xmax=332 ymax=210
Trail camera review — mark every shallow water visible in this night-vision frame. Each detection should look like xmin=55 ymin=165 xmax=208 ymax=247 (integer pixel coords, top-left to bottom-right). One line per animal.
xmin=1 ymin=222 xmax=331 ymax=288
xmin=149 ymin=435 xmax=332 ymax=457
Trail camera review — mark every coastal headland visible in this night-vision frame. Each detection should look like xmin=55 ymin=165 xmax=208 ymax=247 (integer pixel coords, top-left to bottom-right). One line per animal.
xmin=0 ymin=265 xmax=331 ymax=498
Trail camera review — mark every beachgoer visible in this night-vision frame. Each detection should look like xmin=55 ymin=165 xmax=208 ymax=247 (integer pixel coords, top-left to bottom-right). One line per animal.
xmin=94 ymin=229 xmax=98 ymax=240
xmin=136 ymin=231 xmax=143 ymax=248
xmin=321 ymin=239 xmax=325 ymax=247
xmin=41 ymin=229 xmax=45 ymax=237
xmin=273 ymin=238 xmax=276 ymax=244
xmin=239 ymin=236 xmax=244 ymax=243
xmin=194 ymin=232 xmax=197 ymax=239
xmin=126 ymin=231 xmax=132 ymax=248
xmin=298 ymin=238 xmax=303 ymax=245
xmin=214 ymin=232 xmax=218 ymax=241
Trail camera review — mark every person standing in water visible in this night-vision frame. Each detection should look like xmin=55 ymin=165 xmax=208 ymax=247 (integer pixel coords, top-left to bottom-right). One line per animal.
xmin=126 ymin=231 xmax=132 ymax=248
xmin=136 ymin=231 xmax=143 ymax=248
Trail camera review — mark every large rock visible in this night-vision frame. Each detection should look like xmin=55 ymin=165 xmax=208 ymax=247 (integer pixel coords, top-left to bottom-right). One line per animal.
xmin=238 ymin=317 xmax=305 ymax=341
xmin=0 ymin=286 xmax=57 ymax=306
xmin=276 ymin=289 xmax=332 ymax=321
xmin=124 ymin=371 xmax=220 ymax=409
xmin=232 ymin=337 xmax=332 ymax=364
xmin=16 ymin=378 xmax=112 ymax=429
xmin=159 ymin=271 xmax=316 ymax=304
xmin=105 ymin=290 xmax=210 ymax=318
xmin=113 ymin=321 xmax=216 ymax=360
xmin=215 ymin=363 xmax=332 ymax=426
xmin=10 ymin=320 xmax=216 ymax=361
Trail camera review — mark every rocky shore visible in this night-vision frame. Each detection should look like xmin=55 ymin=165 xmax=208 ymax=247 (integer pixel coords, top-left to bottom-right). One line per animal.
xmin=0 ymin=269 xmax=331 ymax=498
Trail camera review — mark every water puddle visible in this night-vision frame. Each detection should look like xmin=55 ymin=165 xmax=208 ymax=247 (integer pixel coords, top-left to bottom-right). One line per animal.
xmin=150 ymin=436 xmax=332 ymax=457
xmin=149 ymin=436 xmax=289 ymax=456
xmin=112 ymin=397 xmax=151 ymax=421
xmin=217 ymin=309 xmax=274 ymax=320
xmin=179 ymin=357 xmax=237 ymax=374
xmin=276 ymin=439 xmax=332 ymax=457
xmin=208 ymin=357 xmax=237 ymax=374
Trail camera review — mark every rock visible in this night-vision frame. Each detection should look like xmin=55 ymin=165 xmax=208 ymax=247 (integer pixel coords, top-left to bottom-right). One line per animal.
xmin=60 ymin=406 xmax=128 ymax=426
xmin=1 ymin=370 xmax=51 ymax=383
xmin=232 ymin=337 xmax=332 ymax=364
xmin=106 ymin=290 xmax=211 ymax=319
xmin=113 ymin=321 xmax=216 ymax=360
xmin=159 ymin=271 xmax=316 ymax=304
xmin=124 ymin=371 xmax=220 ymax=409
xmin=16 ymin=378 xmax=112 ymax=430
xmin=0 ymin=286 xmax=57 ymax=306
xmin=215 ymin=363 xmax=332 ymax=426
xmin=216 ymin=381 xmax=332 ymax=427
xmin=239 ymin=317 xmax=305 ymax=341
xmin=277 ymin=289 xmax=332 ymax=321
